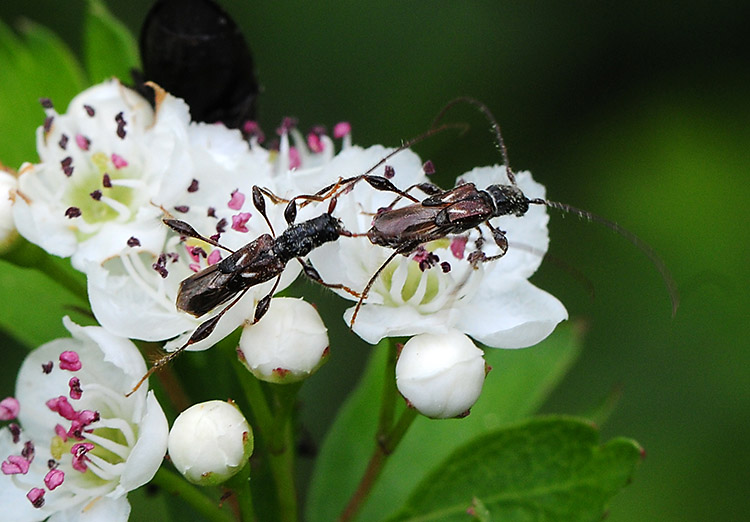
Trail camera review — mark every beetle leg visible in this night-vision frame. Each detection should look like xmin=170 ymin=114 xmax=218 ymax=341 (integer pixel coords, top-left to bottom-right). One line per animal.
xmin=127 ymin=284 xmax=252 ymax=396
xmin=297 ymin=258 xmax=362 ymax=298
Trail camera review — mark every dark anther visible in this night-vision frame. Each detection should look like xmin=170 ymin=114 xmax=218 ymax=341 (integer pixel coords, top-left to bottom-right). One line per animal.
xmin=188 ymin=179 xmax=199 ymax=192
xmin=64 ymin=207 xmax=81 ymax=219
xmin=90 ymin=190 xmax=102 ymax=201
xmin=127 ymin=237 xmax=141 ymax=247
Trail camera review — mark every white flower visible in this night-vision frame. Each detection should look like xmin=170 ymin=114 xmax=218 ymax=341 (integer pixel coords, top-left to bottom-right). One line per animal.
xmin=395 ymin=330 xmax=486 ymax=419
xmin=167 ymin=400 xmax=253 ymax=486
xmin=237 ymin=297 xmax=329 ymax=383
xmin=0 ymin=317 xmax=168 ymax=521
xmin=307 ymin=153 xmax=568 ymax=348
xmin=85 ymin=106 xmax=297 ymax=352
xmin=12 ymin=80 xmax=194 ymax=271
xmin=0 ymin=168 xmax=18 ymax=250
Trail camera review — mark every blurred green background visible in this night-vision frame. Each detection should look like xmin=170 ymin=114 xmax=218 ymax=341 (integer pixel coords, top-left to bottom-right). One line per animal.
xmin=1 ymin=1 xmax=748 ymax=520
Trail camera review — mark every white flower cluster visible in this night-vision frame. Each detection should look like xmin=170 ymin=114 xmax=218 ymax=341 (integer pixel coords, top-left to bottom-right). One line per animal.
xmin=3 ymin=79 xmax=569 ymax=516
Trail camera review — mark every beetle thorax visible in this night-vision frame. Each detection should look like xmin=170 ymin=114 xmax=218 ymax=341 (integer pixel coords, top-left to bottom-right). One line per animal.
xmin=486 ymin=184 xmax=530 ymax=217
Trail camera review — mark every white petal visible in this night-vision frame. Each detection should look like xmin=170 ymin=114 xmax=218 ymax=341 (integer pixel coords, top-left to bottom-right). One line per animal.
xmin=118 ymin=392 xmax=168 ymax=492
xmin=49 ymin=495 xmax=131 ymax=522
xmin=457 ymin=277 xmax=568 ymax=348
xmin=345 ymin=303 xmax=457 ymax=345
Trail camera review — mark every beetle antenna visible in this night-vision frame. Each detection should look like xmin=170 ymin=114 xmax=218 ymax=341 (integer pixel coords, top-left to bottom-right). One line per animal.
xmin=432 ymin=96 xmax=515 ymax=185
xmin=531 ymin=198 xmax=680 ymax=316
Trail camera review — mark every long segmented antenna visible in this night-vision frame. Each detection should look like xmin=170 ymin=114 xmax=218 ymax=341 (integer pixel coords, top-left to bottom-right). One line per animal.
xmin=532 ymin=198 xmax=680 ymax=316
xmin=299 ymin=122 xmax=469 ymax=208
xmin=436 ymin=97 xmax=679 ymax=316
xmin=431 ymin=96 xmax=515 ymax=185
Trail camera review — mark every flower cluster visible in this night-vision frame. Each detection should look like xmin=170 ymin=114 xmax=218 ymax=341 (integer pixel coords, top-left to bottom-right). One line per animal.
xmin=0 ymin=318 xmax=168 ymax=520
xmin=4 ymin=77 xmax=568 ymax=517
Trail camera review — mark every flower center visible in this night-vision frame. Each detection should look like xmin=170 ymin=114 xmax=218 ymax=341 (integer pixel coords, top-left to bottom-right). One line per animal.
xmin=64 ymin=152 xmax=140 ymax=231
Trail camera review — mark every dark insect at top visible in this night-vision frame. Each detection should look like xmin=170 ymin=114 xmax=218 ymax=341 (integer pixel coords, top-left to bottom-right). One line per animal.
xmin=136 ymin=0 xmax=259 ymax=127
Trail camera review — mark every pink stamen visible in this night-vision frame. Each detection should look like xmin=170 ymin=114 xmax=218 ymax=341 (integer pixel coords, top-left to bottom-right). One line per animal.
xmin=2 ymin=455 xmax=31 ymax=475
xmin=59 ymin=351 xmax=82 ymax=371
xmin=207 ymin=249 xmax=222 ymax=265
xmin=228 ymin=189 xmax=245 ymax=210
xmin=450 ymin=236 xmax=468 ymax=259
xmin=231 ymin=212 xmax=252 ymax=233
xmin=55 ymin=424 xmax=68 ymax=442
xmin=288 ymin=147 xmax=301 ymax=169
xmin=44 ymin=469 xmax=65 ymax=490
xmin=71 ymin=443 xmax=95 ymax=473
xmin=333 ymin=121 xmax=351 ymax=139
xmin=26 ymin=487 xmax=45 ymax=508
xmin=243 ymin=121 xmax=265 ymax=143
xmin=111 ymin=153 xmax=128 ymax=169
xmin=68 ymin=377 xmax=82 ymax=400
xmin=75 ymin=134 xmax=90 ymax=151
xmin=76 ymin=410 xmax=99 ymax=426
xmin=0 ymin=397 xmax=20 ymax=420
xmin=46 ymin=396 xmax=78 ymax=421
xmin=307 ymin=132 xmax=323 ymax=153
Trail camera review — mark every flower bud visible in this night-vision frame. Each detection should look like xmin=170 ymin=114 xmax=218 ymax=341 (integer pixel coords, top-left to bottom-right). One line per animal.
xmin=238 ymin=297 xmax=329 ymax=383
xmin=395 ymin=331 xmax=486 ymax=419
xmin=167 ymin=400 xmax=253 ymax=486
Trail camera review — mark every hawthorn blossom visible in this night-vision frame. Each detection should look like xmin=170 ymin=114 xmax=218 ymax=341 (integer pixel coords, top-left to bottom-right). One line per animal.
xmin=12 ymin=79 xmax=195 ymax=270
xmin=84 ymin=117 xmax=295 ymax=351
xmin=0 ymin=317 xmax=168 ymax=521
xmin=306 ymin=151 xmax=568 ymax=348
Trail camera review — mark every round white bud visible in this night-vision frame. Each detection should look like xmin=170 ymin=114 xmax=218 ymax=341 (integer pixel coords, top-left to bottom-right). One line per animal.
xmin=238 ymin=297 xmax=329 ymax=383
xmin=167 ymin=400 xmax=253 ymax=486
xmin=395 ymin=330 xmax=486 ymax=419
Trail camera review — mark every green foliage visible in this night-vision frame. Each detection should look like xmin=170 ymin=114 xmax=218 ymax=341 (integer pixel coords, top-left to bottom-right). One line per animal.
xmin=387 ymin=417 xmax=642 ymax=522
xmin=83 ymin=0 xmax=139 ymax=84
xmin=307 ymin=324 xmax=584 ymax=521
xmin=0 ymin=18 xmax=86 ymax=168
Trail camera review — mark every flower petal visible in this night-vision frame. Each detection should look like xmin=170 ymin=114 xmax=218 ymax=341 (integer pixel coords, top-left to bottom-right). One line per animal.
xmin=118 ymin=392 xmax=167 ymax=492
xmin=456 ymin=277 xmax=568 ymax=348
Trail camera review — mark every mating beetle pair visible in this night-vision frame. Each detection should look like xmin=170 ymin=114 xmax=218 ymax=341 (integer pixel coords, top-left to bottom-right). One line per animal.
xmin=128 ymin=98 xmax=678 ymax=395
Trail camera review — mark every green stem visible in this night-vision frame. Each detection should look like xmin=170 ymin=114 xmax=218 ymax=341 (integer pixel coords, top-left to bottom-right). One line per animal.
xmin=151 ymin=467 xmax=235 ymax=522
xmin=338 ymin=339 xmax=417 ymax=522
xmin=225 ymin=461 xmax=255 ymax=522
xmin=232 ymin=359 xmax=299 ymax=522
xmin=267 ymin=414 xmax=298 ymax=522
xmin=376 ymin=338 xmax=399 ymax=436
xmin=338 ymin=407 xmax=418 ymax=522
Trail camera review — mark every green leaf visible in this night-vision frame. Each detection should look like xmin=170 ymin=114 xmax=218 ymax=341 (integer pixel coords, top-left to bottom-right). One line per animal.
xmin=306 ymin=323 xmax=583 ymax=522
xmin=388 ymin=416 xmax=643 ymax=522
xmin=0 ymin=19 xmax=87 ymax=168
xmin=83 ymin=0 xmax=139 ymax=84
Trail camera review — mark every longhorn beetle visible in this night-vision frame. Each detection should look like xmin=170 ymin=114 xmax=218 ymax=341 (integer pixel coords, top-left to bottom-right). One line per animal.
xmin=127 ymin=186 xmax=359 ymax=395
xmin=299 ymin=98 xmax=679 ymax=326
